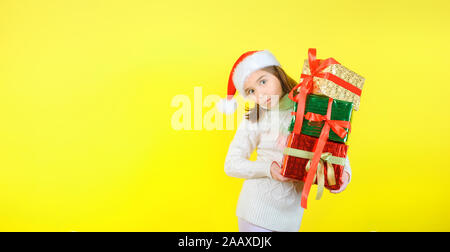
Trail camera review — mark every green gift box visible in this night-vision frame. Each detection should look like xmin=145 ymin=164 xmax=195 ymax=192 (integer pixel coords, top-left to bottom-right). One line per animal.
xmin=288 ymin=94 xmax=353 ymax=143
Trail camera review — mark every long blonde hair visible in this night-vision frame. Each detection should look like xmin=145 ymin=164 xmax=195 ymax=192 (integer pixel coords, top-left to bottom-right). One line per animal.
xmin=245 ymin=65 xmax=298 ymax=122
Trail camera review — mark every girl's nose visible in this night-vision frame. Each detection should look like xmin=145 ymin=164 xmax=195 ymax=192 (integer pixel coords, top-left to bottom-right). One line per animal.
xmin=258 ymin=94 xmax=268 ymax=101
xmin=258 ymin=94 xmax=270 ymax=105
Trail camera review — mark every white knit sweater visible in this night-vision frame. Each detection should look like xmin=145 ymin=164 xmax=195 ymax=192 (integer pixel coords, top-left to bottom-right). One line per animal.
xmin=224 ymin=94 xmax=352 ymax=232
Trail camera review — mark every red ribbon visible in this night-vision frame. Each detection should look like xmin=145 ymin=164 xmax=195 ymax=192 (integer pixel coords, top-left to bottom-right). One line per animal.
xmin=288 ymin=49 xmax=339 ymax=134
xmin=300 ymin=98 xmax=350 ymax=209
xmin=304 ymin=112 xmax=351 ymax=139
xmin=288 ymin=48 xmax=362 ymax=135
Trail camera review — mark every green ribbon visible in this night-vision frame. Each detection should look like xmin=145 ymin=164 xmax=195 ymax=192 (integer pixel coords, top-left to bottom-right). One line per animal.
xmin=283 ymin=148 xmax=346 ymax=166
xmin=278 ymin=93 xmax=295 ymax=111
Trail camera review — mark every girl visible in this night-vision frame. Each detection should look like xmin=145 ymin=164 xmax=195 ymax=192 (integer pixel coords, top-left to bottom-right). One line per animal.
xmin=217 ymin=50 xmax=352 ymax=232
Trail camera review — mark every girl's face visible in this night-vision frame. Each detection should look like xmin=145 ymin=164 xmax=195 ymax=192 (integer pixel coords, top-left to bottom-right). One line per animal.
xmin=243 ymin=69 xmax=283 ymax=109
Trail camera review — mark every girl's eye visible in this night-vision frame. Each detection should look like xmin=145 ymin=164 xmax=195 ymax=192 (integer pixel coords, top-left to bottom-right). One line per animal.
xmin=247 ymin=89 xmax=254 ymax=95
xmin=260 ymin=80 xmax=266 ymax=85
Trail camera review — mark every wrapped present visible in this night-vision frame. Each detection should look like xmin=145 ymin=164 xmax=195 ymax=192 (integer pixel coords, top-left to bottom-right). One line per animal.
xmin=288 ymin=48 xmax=363 ymax=137
xmin=288 ymin=94 xmax=353 ymax=143
xmin=281 ymin=133 xmax=348 ymax=193
xmin=285 ymin=48 xmax=363 ymax=209
xmin=298 ymin=54 xmax=365 ymax=110
xmin=283 ymin=96 xmax=351 ymax=209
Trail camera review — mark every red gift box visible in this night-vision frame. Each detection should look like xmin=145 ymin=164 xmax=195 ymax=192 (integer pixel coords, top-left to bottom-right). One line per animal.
xmin=281 ymin=133 xmax=348 ymax=191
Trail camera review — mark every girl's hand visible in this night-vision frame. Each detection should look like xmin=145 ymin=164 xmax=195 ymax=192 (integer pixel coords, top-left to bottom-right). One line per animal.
xmin=330 ymin=171 xmax=350 ymax=193
xmin=270 ymin=161 xmax=301 ymax=182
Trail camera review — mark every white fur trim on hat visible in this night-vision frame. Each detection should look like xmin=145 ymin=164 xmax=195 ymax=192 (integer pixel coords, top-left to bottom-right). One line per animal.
xmin=216 ymin=97 xmax=237 ymax=114
xmin=232 ymin=50 xmax=280 ymax=96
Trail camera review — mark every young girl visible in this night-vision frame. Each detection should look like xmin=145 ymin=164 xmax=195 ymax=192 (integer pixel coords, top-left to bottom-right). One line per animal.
xmin=217 ymin=50 xmax=352 ymax=232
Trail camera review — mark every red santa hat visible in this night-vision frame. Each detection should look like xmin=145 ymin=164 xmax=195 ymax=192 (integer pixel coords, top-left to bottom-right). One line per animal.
xmin=217 ymin=49 xmax=281 ymax=114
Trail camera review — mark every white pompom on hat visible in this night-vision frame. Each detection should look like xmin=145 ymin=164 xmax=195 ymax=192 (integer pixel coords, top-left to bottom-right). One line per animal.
xmin=216 ymin=50 xmax=281 ymax=114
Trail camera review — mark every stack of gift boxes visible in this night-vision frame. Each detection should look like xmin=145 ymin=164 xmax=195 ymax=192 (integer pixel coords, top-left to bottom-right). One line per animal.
xmin=280 ymin=48 xmax=365 ymax=209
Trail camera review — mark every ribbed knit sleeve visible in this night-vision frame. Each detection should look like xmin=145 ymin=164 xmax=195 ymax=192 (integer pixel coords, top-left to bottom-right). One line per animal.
xmin=224 ymin=118 xmax=273 ymax=179
xmin=343 ymin=155 xmax=352 ymax=183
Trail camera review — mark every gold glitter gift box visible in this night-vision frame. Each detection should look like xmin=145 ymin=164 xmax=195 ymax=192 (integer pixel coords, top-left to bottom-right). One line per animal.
xmin=299 ymin=59 xmax=365 ymax=110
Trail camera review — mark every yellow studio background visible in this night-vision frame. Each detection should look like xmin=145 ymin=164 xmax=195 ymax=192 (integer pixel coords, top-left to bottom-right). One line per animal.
xmin=0 ymin=0 xmax=449 ymax=232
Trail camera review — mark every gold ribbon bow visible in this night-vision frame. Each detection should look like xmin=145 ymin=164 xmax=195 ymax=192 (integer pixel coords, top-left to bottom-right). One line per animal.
xmin=283 ymin=148 xmax=346 ymax=200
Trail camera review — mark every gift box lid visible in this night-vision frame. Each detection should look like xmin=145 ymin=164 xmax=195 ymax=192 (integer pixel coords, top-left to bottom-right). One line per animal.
xmin=300 ymin=59 xmax=365 ymax=111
